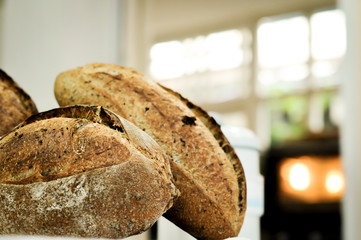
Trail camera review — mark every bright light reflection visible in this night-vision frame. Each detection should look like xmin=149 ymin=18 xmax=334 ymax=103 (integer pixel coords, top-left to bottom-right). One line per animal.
xmin=289 ymin=163 xmax=310 ymax=191
xmin=325 ymin=170 xmax=344 ymax=194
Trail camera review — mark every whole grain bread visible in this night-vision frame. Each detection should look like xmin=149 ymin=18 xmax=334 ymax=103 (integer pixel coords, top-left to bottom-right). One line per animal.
xmin=0 ymin=105 xmax=178 ymax=239
xmin=0 ymin=69 xmax=38 ymax=137
xmin=54 ymin=63 xmax=247 ymax=240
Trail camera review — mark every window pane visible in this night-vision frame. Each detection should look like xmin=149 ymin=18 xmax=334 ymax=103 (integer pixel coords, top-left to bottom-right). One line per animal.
xmin=205 ymin=30 xmax=244 ymax=71
xmin=311 ymin=9 xmax=346 ymax=61
xmin=312 ymin=60 xmax=338 ymax=78
xmin=259 ymin=64 xmax=309 ymax=85
xmin=257 ymin=15 xmax=309 ymax=68
xmin=149 ymin=28 xmax=252 ymax=104
xmin=257 ymin=15 xmax=310 ymax=96
xmin=160 ymin=68 xmax=250 ymax=105
xmin=150 ymin=41 xmax=185 ymax=79
xmin=311 ymin=9 xmax=346 ymax=83
xmin=150 ymin=29 xmax=249 ymax=80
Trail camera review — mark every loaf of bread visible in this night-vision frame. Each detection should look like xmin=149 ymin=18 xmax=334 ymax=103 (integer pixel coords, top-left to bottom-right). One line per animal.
xmin=0 ymin=105 xmax=178 ymax=238
xmin=0 ymin=69 xmax=38 ymax=136
xmin=54 ymin=63 xmax=247 ymax=239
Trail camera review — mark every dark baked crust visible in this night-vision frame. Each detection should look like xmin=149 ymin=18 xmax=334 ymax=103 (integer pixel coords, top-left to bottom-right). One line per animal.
xmin=0 ymin=105 xmax=177 ymax=238
xmin=0 ymin=69 xmax=38 ymax=136
xmin=159 ymin=85 xmax=247 ymax=237
xmin=54 ymin=64 xmax=247 ymax=239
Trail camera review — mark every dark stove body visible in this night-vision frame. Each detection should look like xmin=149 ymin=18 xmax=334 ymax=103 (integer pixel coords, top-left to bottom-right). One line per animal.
xmin=261 ymin=137 xmax=342 ymax=240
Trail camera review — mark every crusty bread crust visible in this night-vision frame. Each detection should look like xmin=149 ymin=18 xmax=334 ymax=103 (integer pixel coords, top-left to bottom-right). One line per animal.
xmin=0 ymin=69 xmax=38 ymax=137
xmin=0 ymin=105 xmax=177 ymax=238
xmin=54 ymin=63 xmax=247 ymax=239
xmin=160 ymin=85 xmax=247 ymax=238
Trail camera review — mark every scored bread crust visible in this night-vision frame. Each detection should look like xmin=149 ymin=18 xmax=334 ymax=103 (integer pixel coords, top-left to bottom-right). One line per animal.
xmin=160 ymin=85 xmax=247 ymax=237
xmin=0 ymin=105 xmax=178 ymax=238
xmin=54 ymin=63 xmax=247 ymax=239
xmin=0 ymin=69 xmax=38 ymax=137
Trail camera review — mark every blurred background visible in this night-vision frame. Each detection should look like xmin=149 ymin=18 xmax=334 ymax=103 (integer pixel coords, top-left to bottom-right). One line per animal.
xmin=0 ymin=0 xmax=360 ymax=239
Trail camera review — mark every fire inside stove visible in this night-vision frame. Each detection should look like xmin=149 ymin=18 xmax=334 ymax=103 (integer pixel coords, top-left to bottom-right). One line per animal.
xmin=278 ymin=155 xmax=344 ymax=205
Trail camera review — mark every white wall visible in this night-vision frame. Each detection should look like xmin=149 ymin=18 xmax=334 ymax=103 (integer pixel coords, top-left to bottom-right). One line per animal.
xmin=0 ymin=0 xmax=125 ymax=112
xmin=338 ymin=0 xmax=361 ymax=239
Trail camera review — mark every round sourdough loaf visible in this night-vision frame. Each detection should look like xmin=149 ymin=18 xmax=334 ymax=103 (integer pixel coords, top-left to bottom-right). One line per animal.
xmin=54 ymin=63 xmax=247 ymax=240
xmin=0 ymin=69 xmax=38 ymax=136
xmin=0 ymin=105 xmax=178 ymax=239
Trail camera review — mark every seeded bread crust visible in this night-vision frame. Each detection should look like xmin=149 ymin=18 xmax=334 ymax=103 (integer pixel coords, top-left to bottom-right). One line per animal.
xmin=54 ymin=63 xmax=247 ymax=239
xmin=0 ymin=105 xmax=178 ymax=239
xmin=0 ymin=69 xmax=38 ymax=136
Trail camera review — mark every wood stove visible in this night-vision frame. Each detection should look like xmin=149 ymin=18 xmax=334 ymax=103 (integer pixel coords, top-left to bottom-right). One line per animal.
xmin=261 ymin=137 xmax=342 ymax=240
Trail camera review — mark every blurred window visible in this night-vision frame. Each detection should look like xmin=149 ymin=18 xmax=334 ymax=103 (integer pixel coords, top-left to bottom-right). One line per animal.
xmin=257 ymin=9 xmax=346 ymax=144
xmin=149 ymin=29 xmax=252 ymax=106
xmin=257 ymin=15 xmax=310 ymax=96
xmin=311 ymin=10 xmax=346 ymax=87
xmin=148 ymin=8 xmax=346 ymax=146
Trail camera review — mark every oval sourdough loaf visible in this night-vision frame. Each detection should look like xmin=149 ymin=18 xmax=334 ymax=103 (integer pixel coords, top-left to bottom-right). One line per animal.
xmin=0 ymin=69 xmax=38 ymax=136
xmin=0 ymin=105 xmax=178 ymax=239
xmin=54 ymin=63 xmax=247 ymax=240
